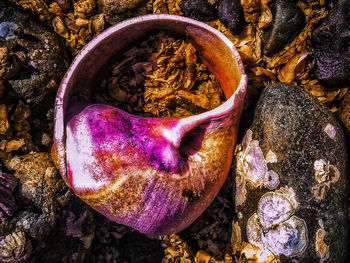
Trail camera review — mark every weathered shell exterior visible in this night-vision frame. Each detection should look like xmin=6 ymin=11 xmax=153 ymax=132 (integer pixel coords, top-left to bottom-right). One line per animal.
xmin=52 ymin=15 xmax=247 ymax=237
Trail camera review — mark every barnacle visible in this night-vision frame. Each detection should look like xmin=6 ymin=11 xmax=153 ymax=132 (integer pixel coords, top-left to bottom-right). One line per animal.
xmin=312 ymin=159 xmax=340 ymax=200
xmin=246 ymin=188 xmax=308 ymax=259
xmin=234 ymin=129 xmax=281 ymax=206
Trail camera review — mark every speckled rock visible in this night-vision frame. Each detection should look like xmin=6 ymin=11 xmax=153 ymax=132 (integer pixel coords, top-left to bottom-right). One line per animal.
xmin=1 ymin=153 xmax=67 ymax=239
xmin=337 ymin=90 xmax=350 ymax=136
xmin=312 ymin=0 xmax=350 ymax=86
xmin=217 ymin=0 xmax=245 ymax=35
xmin=181 ymin=0 xmax=217 ymax=22
xmin=97 ymin=0 xmax=151 ymax=25
xmin=0 ymin=2 xmax=68 ymax=111
xmin=263 ymin=0 xmax=305 ymax=57
xmin=233 ymin=83 xmax=348 ymax=262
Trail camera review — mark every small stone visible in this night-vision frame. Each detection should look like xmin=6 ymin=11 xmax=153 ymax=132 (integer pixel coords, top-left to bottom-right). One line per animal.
xmin=234 ymin=83 xmax=348 ymax=261
xmin=0 ymin=104 xmax=9 ymax=134
xmin=217 ymin=0 xmax=245 ymax=35
xmin=4 ymin=138 xmax=25 ymax=152
xmin=97 ymin=0 xmax=150 ymax=24
xmin=263 ymin=0 xmax=305 ymax=57
xmin=181 ymin=0 xmax=217 ymax=22
xmin=0 ymin=169 xmax=17 ymax=220
xmin=312 ymin=0 xmax=350 ymax=85
xmin=0 ymin=231 xmax=32 ymax=263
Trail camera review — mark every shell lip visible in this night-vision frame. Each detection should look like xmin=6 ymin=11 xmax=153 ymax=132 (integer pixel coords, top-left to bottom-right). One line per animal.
xmin=52 ymin=14 xmax=247 ymax=182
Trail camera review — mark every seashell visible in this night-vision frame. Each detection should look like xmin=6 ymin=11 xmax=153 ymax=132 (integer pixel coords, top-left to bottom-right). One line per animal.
xmin=52 ymin=15 xmax=247 ymax=237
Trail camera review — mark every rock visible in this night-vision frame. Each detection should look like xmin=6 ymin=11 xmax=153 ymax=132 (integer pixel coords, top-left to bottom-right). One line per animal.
xmin=181 ymin=0 xmax=217 ymax=22
xmin=0 ymin=168 xmax=17 ymax=220
xmin=263 ymin=0 xmax=305 ymax=57
xmin=97 ymin=0 xmax=151 ymax=25
xmin=312 ymin=0 xmax=350 ymax=86
xmin=217 ymin=0 xmax=245 ymax=35
xmin=233 ymin=83 xmax=348 ymax=262
xmin=337 ymin=90 xmax=350 ymax=136
xmin=0 ymin=2 xmax=68 ymax=112
xmin=0 ymin=231 xmax=32 ymax=263
xmin=0 ymin=153 xmax=68 ymax=239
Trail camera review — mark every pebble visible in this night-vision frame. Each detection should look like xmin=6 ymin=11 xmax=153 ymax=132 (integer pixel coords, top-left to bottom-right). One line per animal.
xmin=263 ymin=0 xmax=305 ymax=57
xmin=311 ymin=0 xmax=350 ymax=86
xmin=233 ymin=83 xmax=348 ymax=262
xmin=217 ymin=0 xmax=245 ymax=35
xmin=97 ymin=0 xmax=150 ymax=24
xmin=181 ymin=0 xmax=217 ymax=22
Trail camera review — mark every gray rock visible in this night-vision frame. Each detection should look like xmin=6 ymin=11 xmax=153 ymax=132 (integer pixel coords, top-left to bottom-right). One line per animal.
xmin=97 ymin=0 xmax=151 ymax=25
xmin=312 ymin=0 xmax=350 ymax=86
xmin=217 ymin=0 xmax=245 ymax=35
xmin=181 ymin=0 xmax=217 ymax=22
xmin=0 ymin=2 xmax=68 ymax=111
xmin=263 ymin=0 xmax=305 ymax=57
xmin=233 ymin=83 xmax=348 ymax=262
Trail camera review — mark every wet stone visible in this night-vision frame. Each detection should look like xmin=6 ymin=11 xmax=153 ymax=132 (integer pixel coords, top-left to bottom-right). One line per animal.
xmin=311 ymin=0 xmax=350 ymax=86
xmin=0 ymin=2 xmax=68 ymax=111
xmin=233 ymin=83 xmax=348 ymax=262
xmin=217 ymin=0 xmax=245 ymax=35
xmin=181 ymin=0 xmax=217 ymax=22
xmin=97 ymin=0 xmax=151 ymax=24
xmin=263 ymin=0 xmax=305 ymax=57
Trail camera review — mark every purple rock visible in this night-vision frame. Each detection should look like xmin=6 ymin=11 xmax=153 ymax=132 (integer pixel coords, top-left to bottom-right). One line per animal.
xmin=312 ymin=0 xmax=350 ymax=86
xmin=181 ymin=0 xmax=217 ymax=22
xmin=0 ymin=169 xmax=17 ymax=220
xmin=217 ymin=0 xmax=245 ymax=35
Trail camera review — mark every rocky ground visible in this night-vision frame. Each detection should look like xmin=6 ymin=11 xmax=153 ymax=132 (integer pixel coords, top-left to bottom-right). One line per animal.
xmin=0 ymin=0 xmax=349 ymax=262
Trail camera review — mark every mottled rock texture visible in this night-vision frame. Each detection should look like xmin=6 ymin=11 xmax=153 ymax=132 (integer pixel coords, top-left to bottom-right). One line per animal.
xmin=98 ymin=0 xmax=151 ymax=24
xmin=217 ymin=0 xmax=245 ymax=35
xmin=0 ymin=2 xmax=68 ymax=112
xmin=181 ymin=0 xmax=217 ymax=22
xmin=263 ymin=0 xmax=305 ymax=57
xmin=312 ymin=0 xmax=350 ymax=86
xmin=233 ymin=83 xmax=348 ymax=262
xmin=337 ymin=90 xmax=350 ymax=136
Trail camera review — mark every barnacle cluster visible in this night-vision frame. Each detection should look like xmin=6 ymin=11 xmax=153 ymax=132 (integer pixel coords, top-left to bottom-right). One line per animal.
xmin=235 ymin=129 xmax=280 ymax=206
xmin=244 ymin=188 xmax=308 ymax=259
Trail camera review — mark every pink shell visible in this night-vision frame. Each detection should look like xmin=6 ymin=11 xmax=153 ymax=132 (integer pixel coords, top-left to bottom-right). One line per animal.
xmin=52 ymin=14 xmax=247 ymax=237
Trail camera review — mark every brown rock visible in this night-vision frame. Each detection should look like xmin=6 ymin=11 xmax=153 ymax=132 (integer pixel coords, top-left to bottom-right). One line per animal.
xmin=337 ymin=90 xmax=350 ymax=135
xmin=98 ymin=0 xmax=151 ymax=24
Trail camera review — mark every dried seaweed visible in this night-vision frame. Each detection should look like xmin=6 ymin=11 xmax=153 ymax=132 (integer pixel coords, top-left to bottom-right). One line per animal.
xmin=95 ymin=32 xmax=225 ymax=117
